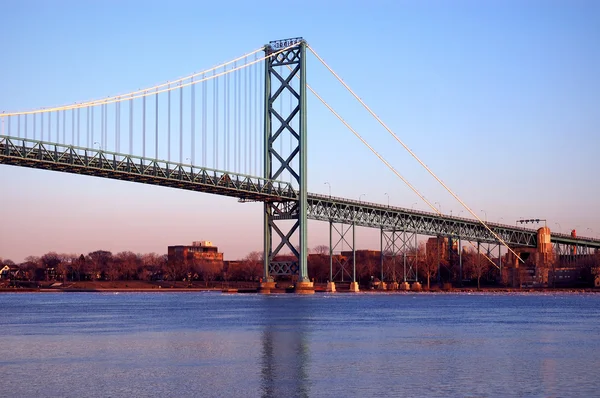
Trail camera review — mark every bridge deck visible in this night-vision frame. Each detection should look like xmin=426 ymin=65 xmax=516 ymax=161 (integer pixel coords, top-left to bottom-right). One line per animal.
xmin=3 ymin=135 xmax=600 ymax=250
xmin=0 ymin=136 xmax=296 ymax=202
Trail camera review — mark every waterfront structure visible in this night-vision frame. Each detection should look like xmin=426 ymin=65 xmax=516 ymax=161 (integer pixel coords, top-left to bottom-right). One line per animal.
xmin=167 ymin=241 xmax=223 ymax=267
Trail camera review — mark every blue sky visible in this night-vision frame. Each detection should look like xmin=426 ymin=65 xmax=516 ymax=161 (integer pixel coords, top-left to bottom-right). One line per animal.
xmin=1 ymin=0 xmax=599 ymax=262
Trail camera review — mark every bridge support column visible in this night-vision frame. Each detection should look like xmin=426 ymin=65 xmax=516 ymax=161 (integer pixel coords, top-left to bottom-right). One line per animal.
xmin=262 ymin=38 xmax=311 ymax=291
xmin=329 ymin=221 xmax=353 ymax=282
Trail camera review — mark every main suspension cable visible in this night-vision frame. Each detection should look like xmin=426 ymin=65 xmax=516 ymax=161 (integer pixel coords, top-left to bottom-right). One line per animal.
xmin=307 ymin=45 xmax=522 ymax=263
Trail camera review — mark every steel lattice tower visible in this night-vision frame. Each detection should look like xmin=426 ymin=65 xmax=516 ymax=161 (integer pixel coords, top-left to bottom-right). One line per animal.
xmin=262 ymin=38 xmax=309 ymax=284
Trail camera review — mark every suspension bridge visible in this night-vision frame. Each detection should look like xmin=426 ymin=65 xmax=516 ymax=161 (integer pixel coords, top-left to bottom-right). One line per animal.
xmin=2 ymin=38 xmax=599 ymax=292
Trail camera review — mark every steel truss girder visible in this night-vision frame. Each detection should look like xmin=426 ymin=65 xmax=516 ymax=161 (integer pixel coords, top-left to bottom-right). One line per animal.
xmin=553 ymin=241 xmax=599 ymax=264
xmin=0 ymin=136 xmax=296 ymax=202
xmin=475 ymin=240 xmax=501 ymax=270
xmin=308 ymin=194 xmax=540 ymax=246
xmin=381 ymin=229 xmax=417 ymax=282
xmin=263 ymin=40 xmax=308 ymax=281
xmin=330 ymin=222 xmax=353 ymax=282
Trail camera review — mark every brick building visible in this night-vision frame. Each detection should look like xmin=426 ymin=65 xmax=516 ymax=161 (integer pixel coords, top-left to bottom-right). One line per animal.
xmin=167 ymin=241 xmax=224 ymax=266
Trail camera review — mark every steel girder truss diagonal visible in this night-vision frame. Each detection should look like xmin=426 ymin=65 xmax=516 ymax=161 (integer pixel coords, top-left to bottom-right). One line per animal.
xmin=330 ymin=222 xmax=353 ymax=282
xmin=263 ymin=39 xmax=309 ymax=282
xmin=0 ymin=136 xmax=296 ymax=201
xmin=381 ymin=229 xmax=418 ymax=283
xmin=3 ymin=135 xmax=600 ymax=257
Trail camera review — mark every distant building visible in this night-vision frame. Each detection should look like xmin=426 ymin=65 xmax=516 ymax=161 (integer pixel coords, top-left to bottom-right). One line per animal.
xmin=1 ymin=265 xmax=21 ymax=280
xmin=167 ymin=241 xmax=224 ymax=265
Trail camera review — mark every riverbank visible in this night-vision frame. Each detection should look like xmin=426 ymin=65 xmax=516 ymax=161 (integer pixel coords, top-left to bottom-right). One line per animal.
xmin=0 ymin=280 xmax=598 ymax=293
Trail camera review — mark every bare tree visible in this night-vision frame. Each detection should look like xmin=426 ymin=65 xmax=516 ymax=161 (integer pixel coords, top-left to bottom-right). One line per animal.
xmin=41 ymin=252 xmax=62 ymax=281
xmin=422 ymin=241 xmax=442 ymax=290
xmin=463 ymin=247 xmax=488 ymax=290
xmin=243 ymin=251 xmax=262 ymax=281
xmin=88 ymin=250 xmax=113 ymax=281
xmin=312 ymin=245 xmax=329 ymax=255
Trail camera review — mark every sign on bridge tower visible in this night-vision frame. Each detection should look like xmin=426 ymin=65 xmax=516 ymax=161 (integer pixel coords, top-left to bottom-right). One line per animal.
xmin=262 ymin=38 xmax=311 ymax=290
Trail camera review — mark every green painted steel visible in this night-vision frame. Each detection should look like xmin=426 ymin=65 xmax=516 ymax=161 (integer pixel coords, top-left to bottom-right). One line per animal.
xmin=0 ymin=135 xmax=296 ymax=201
xmin=298 ymin=41 xmax=309 ymax=282
xmin=261 ymin=38 xmax=307 ymax=278
xmin=3 ymin=135 xmax=599 ymax=254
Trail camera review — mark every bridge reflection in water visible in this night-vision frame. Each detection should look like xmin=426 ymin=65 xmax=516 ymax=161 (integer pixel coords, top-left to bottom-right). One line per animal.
xmin=260 ymin=297 xmax=310 ymax=398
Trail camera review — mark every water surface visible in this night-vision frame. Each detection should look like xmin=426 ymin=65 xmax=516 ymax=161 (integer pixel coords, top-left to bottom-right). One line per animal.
xmin=1 ymin=292 xmax=599 ymax=397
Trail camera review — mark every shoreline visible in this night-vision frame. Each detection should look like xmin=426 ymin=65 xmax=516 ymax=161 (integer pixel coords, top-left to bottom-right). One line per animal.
xmin=1 ymin=280 xmax=598 ymax=294
xmin=1 ymin=285 xmax=598 ymax=294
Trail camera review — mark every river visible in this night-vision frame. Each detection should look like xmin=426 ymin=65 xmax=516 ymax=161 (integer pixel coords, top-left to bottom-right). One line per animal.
xmin=1 ymin=292 xmax=599 ymax=397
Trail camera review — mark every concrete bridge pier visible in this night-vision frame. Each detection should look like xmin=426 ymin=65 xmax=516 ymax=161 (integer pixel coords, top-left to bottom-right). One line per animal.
xmin=258 ymin=281 xmax=277 ymax=294
xmin=294 ymin=281 xmax=315 ymax=294
xmin=326 ymin=281 xmax=336 ymax=292
xmin=506 ymin=226 xmax=554 ymax=288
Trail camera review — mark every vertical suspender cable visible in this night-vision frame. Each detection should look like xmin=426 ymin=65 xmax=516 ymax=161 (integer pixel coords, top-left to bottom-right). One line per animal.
xmin=62 ymin=110 xmax=65 ymax=143
xmin=223 ymin=69 xmax=229 ymax=170
xmin=155 ymin=88 xmax=159 ymax=159
xmin=100 ymin=105 xmax=103 ymax=149
xmin=213 ymin=71 xmax=217 ymax=169
xmin=77 ymin=108 xmax=80 ymax=147
xmin=102 ymin=104 xmax=106 ymax=150
xmin=179 ymin=81 xmax=183 ymax=163
xmin=233 ymin=61 xmax=237 ymax=172
xmin=72 ymin=109 xmax=75 ymax=146
xmin=202 ymin=75 xmax=207 ymax=166
xmin=129 ymin=96 xmax=133 ymax=154
xmin=168 ymin=84 xmax=171 ymax=161
xmin=191 ymin=76 xmax=195 ymax=165
xmin=238 ymin=61 xmax=241 ymax=172
xmin=41 ymin=113 xmax=44 ymax=142
xmin=115 ymin=102 xmax=120 ymax=153
xmin=91 ymin=106 xmax=94 ymax=149
xmin=25 ymin=114 xmax=28 ymax=139
xmin=86 ymin=108 xmax=90 ymax=148
xmin=33 ymin=112 xmax=37 ymax=140
xmin=18 ymin=115 xmax=21 ymax=138
xmin=245 ymin=57 xmax=249 ymax=174
xmin=143 ymin=93 xmax=147 ymax=158
xmin=212 ymin=71 xmax=219 ymax=169
xmin=255 ymin=56 xmax=259 ymax=176
xmin=215 ymin=72 xmax=219 ymax=169
xmin=225 ymin=70 xmax=228 ymax=171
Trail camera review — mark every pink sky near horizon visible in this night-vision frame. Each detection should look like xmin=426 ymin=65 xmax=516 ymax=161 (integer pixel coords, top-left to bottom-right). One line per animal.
xmin=1 ymin=1 xmax=599 ymax=264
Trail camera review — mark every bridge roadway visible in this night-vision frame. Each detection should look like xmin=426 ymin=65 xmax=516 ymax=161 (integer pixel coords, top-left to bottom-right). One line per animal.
xmin=2 ymin=135 xmax=600 ymax=251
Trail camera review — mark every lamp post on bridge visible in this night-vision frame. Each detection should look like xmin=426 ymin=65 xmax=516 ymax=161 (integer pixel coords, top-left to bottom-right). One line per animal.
xmin=434 ymin=202 xmax=442 ymax=214
xmin=587 ymin=228 xmax=594 ymax=237
xmin=359 ymin=193 xmax=366 ymax=203
xmin=93 ymin=141 xmax=102 ymax=151
xmin=480 ymin=210 xmax=487 ymax=222
xmin=384 ymin=192 xmax=389 ymax=208
xmin=324 ymin=182 xmax=331 ymax=198
xmin=411 ymin=202 xmax=418 ymax=210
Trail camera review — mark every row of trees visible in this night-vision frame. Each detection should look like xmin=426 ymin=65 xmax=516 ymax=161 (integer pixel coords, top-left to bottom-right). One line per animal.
xmin=3 ymin=244 xmax=599 ymax=287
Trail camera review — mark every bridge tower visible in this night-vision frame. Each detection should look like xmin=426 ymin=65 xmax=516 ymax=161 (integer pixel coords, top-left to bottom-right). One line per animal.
xmin=262 ymin=38 xmax=312 ymax=292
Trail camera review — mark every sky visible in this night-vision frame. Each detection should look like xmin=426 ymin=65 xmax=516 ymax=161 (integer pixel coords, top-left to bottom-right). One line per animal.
xmin=1 ymin=0 xmax=599 ymax=263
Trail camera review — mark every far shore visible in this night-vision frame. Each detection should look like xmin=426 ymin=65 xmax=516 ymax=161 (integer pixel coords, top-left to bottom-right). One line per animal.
xmin=1 ymin=280 xmax=598 ymax=294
